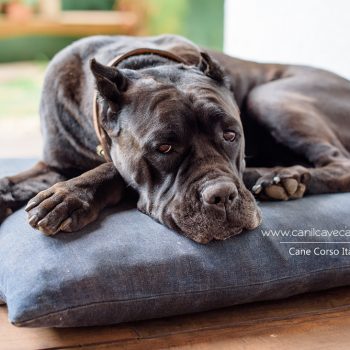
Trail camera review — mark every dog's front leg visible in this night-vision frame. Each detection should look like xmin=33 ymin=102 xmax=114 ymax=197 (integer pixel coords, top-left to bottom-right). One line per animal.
xmin=26 ymin=163 xmax=125 ymax=235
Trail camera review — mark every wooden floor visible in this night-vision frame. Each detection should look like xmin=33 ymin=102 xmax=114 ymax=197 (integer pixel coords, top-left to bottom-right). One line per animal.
xmin=2 ymin=287 xmax=350 ymax=350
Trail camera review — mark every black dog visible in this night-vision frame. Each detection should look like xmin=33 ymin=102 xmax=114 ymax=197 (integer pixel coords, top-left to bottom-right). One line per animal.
xmin=1 ymin=34 xmax=350 ymax=243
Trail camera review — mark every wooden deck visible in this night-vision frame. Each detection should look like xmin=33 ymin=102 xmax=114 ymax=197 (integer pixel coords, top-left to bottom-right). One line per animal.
xmin=0 ymin=11 xmax=138 ymax=38
xmin=2 ymin=286 xmax=350 ymax=349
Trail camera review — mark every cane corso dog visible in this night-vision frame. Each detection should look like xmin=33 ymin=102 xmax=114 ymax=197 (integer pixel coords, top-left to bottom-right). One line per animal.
xmin=1 ymin=35 xmax=350 ymax=243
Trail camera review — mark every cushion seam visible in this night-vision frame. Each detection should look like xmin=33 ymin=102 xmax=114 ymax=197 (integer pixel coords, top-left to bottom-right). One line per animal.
xmin=21 ymin=303 xmax=350 ymax=329
xmin=15 ymin=264 xmax=350 ymax=325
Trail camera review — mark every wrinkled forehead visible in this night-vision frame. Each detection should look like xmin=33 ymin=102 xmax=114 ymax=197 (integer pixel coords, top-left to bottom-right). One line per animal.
xmin=123 ymin=68 xmax=240 ymax=137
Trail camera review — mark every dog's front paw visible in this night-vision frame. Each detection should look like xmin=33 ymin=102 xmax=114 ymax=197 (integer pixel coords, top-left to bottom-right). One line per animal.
xmin=252 ymin=166 xmax=310 ymax=201
xmin=25 ymin=182 xmax=98 ymax=235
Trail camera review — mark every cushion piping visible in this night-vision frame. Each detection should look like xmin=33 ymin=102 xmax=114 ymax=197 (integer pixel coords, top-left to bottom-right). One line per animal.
xmin=13 ymin=264 xmax=350 ymax=325
xmin=20 ymin=300 xmax=350 ymax=328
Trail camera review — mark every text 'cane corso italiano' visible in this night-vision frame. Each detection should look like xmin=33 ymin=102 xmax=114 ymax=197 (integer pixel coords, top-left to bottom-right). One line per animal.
xmin=1 ymin=35 xmax=350 ymax=243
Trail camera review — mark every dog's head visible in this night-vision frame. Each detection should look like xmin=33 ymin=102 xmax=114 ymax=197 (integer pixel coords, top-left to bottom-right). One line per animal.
xmin=90 ymin=52 xmax=261 ymax=243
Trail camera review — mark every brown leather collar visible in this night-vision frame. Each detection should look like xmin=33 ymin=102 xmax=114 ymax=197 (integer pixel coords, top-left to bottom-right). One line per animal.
xmin=93 ymin=48 xmax=188 ymax=162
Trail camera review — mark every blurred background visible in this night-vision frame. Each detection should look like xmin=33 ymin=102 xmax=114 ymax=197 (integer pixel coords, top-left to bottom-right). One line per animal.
xmin=0 ymin=0 xmax=349 ymax=158
xmin=0 ymin=0 xmax=224 ymax=157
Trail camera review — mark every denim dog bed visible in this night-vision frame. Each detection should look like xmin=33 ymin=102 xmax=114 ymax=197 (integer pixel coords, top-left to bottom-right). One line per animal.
xmin=1 ymin=159 xmax=350 ymax=327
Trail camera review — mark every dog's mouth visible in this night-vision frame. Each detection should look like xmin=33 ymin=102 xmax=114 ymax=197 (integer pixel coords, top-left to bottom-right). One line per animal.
xmin=161 ymin=181 xmax=262 ymax=244
xmin=168 ymin=208 xmax=261 ymax=244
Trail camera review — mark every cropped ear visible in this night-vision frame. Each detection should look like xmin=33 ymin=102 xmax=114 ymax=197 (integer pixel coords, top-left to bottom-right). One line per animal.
xmin=198 ymin=52 xmax=225 ymax=83
xmin=90 ymin=58 xmax=129 ymax=104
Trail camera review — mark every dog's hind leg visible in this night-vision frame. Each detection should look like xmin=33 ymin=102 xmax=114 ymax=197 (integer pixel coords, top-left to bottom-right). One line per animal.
xmin=244 ymin=161 xmax=350 ymax=200
xmin=243 ymin=165 xmax=310 ymax=200
xmin=243 ymin=70 xmax=350 ymax=200
xmin=0 ymin=161 xmax=66 ymax=222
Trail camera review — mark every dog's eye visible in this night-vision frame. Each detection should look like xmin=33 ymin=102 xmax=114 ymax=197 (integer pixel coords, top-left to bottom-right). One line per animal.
xmin=223 ymin=130 xmax=236 ymax=142
xmin=158 ymin=144 xmax=173 ymax=154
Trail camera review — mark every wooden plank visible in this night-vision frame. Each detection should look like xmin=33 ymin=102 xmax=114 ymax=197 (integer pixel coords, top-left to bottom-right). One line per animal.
xmin=132 ymin=286 xmax=350 ymax=338
xmin=0 ymin=12 xmax=138 ymax=39
xmin=72 ymin=310 xmax=350 ymax=350
xmin=59 ymin=11 xmax=137 ymax=25
xmin=1 ymin=287 xmax=350 ymax=349
xmin=0 ymin=306 xmax=138 ymax=350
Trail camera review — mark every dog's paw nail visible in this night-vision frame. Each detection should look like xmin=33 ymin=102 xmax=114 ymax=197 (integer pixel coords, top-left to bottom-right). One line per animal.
xmin=38 ymin=226 xmax=51 ymax=235
xmin=252 ymin=184 xmax=262 ymax=194
xmin=28 ymin=214 xmax=38 ymax=226
xmin=273 ymin=176 xmax=281 ymax=184
xmin=37 ymin=218 xmax=47 ymax=227
xmin=25 ymin=201 xmax=37 ymax=211
xmin=60 ymin=217 xmax=72 ymax=231
xmin=38 ymin=222 xmax=57 ymax=236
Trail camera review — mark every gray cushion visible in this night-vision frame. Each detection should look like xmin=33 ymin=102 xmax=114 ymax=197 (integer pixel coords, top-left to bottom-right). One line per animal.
xmin=1 ymin=159 xmax=350 ymax=327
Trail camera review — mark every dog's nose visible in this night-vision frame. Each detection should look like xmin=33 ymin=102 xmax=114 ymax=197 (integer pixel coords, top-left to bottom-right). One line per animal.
xmin=202 ymin=182 xmax=237 ymax=206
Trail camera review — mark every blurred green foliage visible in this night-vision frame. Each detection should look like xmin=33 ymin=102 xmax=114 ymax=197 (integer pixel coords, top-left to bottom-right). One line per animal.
xmin=183 ymin=0 xmax=224 ymax=51
xmin=147 ymin=0 xmax=224 ymax=51
xmin=61 ymin=0 xmax=115 ymax=10
xmin=0 ymin=36 xmax=81 ymax=62
xmin=0 ymin=0 xmax=224 ymax=62
xmin=0 ymin=0 xmax=224 ymax=121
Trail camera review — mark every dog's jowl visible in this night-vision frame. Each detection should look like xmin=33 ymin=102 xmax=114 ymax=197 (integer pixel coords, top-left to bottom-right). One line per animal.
xmin=1 ymin=35 xmax=350 ymax=243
